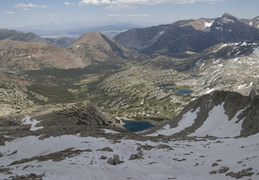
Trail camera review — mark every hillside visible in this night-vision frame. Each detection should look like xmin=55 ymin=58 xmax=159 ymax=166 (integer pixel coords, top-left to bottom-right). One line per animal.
xmin=69 ymin=31 xmax=146 ymax=65
xmin=187 ymin=41 xmax=259 ymax=96
xmin=0 ymin=39 xmax=86 ymax=72
xmin=0 ymin=74 xmax=35 ymax=116
xmin=114 ymin=13 xmax=259 ymax=57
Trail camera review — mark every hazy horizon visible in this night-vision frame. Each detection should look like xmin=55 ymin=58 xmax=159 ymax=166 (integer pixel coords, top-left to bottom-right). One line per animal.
xmin=0 ymin=0 xmax=258 ymax=30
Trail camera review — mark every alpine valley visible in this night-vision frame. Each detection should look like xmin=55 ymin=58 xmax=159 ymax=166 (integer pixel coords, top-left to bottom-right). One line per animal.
xmin=0 ymin=13 xmax=259 ymax=180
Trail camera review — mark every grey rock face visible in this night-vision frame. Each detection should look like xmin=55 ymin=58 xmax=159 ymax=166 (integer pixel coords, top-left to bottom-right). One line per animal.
xmin=249 ymin=84 xmax=259 ymax=98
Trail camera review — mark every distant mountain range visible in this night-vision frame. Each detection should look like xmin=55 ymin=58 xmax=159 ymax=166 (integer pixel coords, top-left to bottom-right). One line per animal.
xmin=0 ymin=29 xmax=75 ymax=48
xmin=14 ymin=23 xmax=144 ymax=38
xmin=114 ymin=13 xmax=259 ymax=57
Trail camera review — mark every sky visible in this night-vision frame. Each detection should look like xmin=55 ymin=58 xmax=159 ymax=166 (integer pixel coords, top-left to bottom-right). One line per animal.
xmin=0 ymin=0 xmax=258 ymax=29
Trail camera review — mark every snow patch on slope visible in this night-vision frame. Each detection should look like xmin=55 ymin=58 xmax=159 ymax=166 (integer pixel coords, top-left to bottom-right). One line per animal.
xmin=190 ymin=103 xmax=244 ymax=137
xmin=148 ymin=108 xmax=200 ymax=136
xmin=253 ymin=47 xmax=259 ymax=54
xmin=204 ymin=20 xmax=214 ymax=28
xmin=22 ymin=116 xmax=43 ymax=131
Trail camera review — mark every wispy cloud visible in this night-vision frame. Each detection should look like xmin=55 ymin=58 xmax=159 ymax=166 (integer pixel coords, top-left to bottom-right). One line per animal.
xmin=65 ymin=2 xmax=76 ymax=6
xmin=5 ymin=11 xmax=15 ymax=15
xmin=105 ymin=4 xmax=136 ymax=10
xmin=79 ymin=0 xmax=224 ymax=10
xmin=14 ymin=3 xmax=50 ymax=8
xmin=48 ymin=13 xmax=66 ymax=17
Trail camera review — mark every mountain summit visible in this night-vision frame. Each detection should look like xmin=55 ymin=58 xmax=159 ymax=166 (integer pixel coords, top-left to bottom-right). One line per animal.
xmin=69 ymin=31 xmax=145 ymax=65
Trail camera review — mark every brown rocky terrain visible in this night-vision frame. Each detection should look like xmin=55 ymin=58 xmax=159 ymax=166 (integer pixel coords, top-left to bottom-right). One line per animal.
xmin=0 ymin=73 xmax=35 ymax=116
xmin=0 ymin=100 xmax=119 ymax=143
xmin=0 ymin=39 xmax=86 ymax=72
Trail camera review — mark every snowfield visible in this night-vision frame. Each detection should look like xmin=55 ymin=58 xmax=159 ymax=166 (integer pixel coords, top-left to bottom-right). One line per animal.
xmin=0 ymin=132 xmax=258 ymax=180
xmin=190 ymin=103 xmax=243 ymax=137
xmin=149 ymin=103 xmax=245 ymax=138
xmin=148 ymin=108 xmax=200 ymax=136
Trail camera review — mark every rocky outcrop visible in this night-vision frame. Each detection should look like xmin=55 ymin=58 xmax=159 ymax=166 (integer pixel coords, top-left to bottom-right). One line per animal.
xmin=129 ymin=153 xmax=144 ymax=160
xmin=107 ymin=154 xmax=124 ymax=165
xmin=55 ymin=101 xmax=114 ymax=127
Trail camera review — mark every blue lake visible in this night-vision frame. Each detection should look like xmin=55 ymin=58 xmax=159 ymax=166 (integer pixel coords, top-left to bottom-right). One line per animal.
xmin=176 ymin=89 xmax=193 ymax=96
xmin=122 ymin=120 xmax=155 ymax=132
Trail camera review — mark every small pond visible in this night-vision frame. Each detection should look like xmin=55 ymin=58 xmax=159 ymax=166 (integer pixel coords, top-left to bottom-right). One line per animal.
xmin=3 ymin=71 xmax=15 ymax=75
xmin=122 ymin=120 xmax=155 ymax=132
xmin=176 ymin=89 xmax=193 ymax=96
xmin=191 ymin=75 xmax=203 ymax=78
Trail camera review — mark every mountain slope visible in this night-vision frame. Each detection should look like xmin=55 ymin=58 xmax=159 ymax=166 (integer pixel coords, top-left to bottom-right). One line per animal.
xmin=241 ymin=16 xmax=259 ymax=29
xmin=114 ymin=13 xmax=259 ymax=56
xmin=69 ymin=31 xmax=146 ymax=65
xmin=188 ymin=41 xmax=259 ymax=96
xmin=0 ymin=39 xmax=86 ymax=71
xmin=0 ymin=74 xmax=36 ymax=115
xmin=0 ymin=29 xmax=49 ymax=44
xmin=148 ymin=91 xmax=259 ymax=138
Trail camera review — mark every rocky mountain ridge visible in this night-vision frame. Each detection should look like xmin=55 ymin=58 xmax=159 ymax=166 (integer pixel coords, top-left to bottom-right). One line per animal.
xmin=241 ymin=16 xmax=259 ymax=29
xmin=114 ymin=13 xmax=259 ymax=57
xmin=147 ymin=90 xmax=259 ymax=138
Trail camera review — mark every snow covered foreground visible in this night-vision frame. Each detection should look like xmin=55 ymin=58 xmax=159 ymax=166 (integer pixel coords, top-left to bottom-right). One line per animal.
xmin=0 ymin=131 xmax=258 ymax=180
